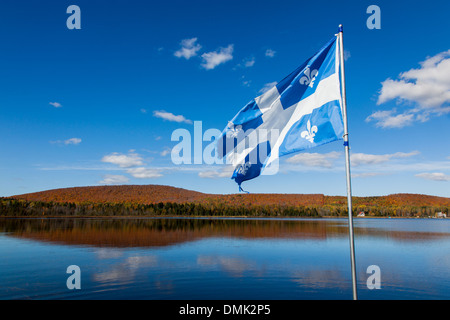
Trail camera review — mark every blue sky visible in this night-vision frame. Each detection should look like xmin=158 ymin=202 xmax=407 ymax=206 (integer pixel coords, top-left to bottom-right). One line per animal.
xmin=0 ymin=0 xmax=449 ymax=197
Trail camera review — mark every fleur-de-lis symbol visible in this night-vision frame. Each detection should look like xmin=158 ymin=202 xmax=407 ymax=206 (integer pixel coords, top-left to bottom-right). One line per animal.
xmin=226 ymin=122 xmax=242 ymax=138
xmin=299 ymin=67 xmax=319 ymax=88
xmin=237 ymin=162 xmax=251 ymax=175
xmin=301 ymin=120 xmax=318 ymax=143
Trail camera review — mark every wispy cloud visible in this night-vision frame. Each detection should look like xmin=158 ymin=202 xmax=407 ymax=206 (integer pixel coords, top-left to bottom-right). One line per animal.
xmin=352 ymin=172 xmax=387 ymax=178
xmin=39 ymin=163 xmax=219 ymax=174
xmin=198 ymin=166 xmax=235 ymax=179
xmin=282 ymin=150 xmax=427 ymax=176
xmin=64 ymin=138 xmax=82 ymax=145
xmin=259 ymin=81 xmax=278 ymax=94
xmin=153 ymin=110 xmax=192 ymax=124
xmin=368 ymin=49 xmax=450 ymax=128
xmin=100 ymin=150 xmax=164 ymax=180
xmin=50 ymin=137 xmax=82 ymax=145
xmin=174 ymin=38 xmax=202 ymax=60
xmin=241 ymin=75 xmax=251 ymax=87
xmin=201 ymin=44 xmax=234 ymax=70
xmin=49 ymin=102 xmax=62 ymax=108
xmin=415 ymin=172 xmax=450 ymax=182
xmin=160 ymin=147 xmax=171 ymax=157
xmin=286 ymin=152 xmax=341 ymax=168
xmin=344 ymin=50 xmax=351 ymax=61
xmin=101 ymin=151 xmax=144 ymax=168
xmin=99 ymin=174 xmax=130 ymax=185
xmin=351 ymin=151 xmax=420 ymax=166
xmin=235 ymin=57 xmax=256 ymax=69
xmin=126 ymin=167 xmax=163 ymax=179
xmin=242 ymin=56 xmax=255 ymax=68
xmin=365 ymin=109 xmax=415 ymax=128
xmin=265 ymin=49 xmax=276 ymax=58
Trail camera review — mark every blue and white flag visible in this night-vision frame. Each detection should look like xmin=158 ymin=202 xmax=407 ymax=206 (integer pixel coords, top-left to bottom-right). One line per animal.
xmin=217 ymin=35 xmax=344 ymax=191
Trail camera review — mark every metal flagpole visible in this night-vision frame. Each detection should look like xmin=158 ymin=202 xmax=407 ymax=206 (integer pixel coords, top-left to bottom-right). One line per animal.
xmin=338 ymin=24 xmax=358 ymax=300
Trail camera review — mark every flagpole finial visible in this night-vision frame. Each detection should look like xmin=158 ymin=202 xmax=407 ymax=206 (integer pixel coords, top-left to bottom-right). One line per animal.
xmin=338 ymin=24 xmax=343 ymax=33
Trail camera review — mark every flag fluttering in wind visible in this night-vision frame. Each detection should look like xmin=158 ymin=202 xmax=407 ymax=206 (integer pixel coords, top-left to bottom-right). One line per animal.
xmin=217 ymin=35 xmax=344 ymax=191
xmin=217 ymin=26 xmax=358 ymax=300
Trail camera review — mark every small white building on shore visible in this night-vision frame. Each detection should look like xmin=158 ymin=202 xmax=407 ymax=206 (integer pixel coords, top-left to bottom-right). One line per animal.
xmin=436 ymin=212 xmax=447 ymax=218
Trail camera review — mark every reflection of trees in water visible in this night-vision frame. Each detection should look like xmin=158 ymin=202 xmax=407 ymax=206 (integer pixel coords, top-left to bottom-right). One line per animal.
xmin=0 ymin=218 xmax=449 ymax=248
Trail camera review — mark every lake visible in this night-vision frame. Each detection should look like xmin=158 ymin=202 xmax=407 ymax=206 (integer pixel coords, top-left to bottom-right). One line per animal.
xmin=0 ymin=217 xmax=449 ymax=300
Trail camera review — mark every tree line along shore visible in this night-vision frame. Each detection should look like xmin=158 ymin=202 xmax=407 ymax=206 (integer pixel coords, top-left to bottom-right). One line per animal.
xmin=0 ymin=197 xmax=448 ymax=218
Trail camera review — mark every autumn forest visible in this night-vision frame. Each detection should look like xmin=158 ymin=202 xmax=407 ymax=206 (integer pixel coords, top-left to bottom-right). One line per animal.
xmin=1 ymin=185 xmax=449 ymax=218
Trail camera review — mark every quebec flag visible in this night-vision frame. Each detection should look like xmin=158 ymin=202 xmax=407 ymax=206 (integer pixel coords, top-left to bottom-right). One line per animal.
xmin=217 ymin=35 xmax=344 ymax=191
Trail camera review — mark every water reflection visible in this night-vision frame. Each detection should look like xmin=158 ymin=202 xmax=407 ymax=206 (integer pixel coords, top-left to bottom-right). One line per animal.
xmin=197 ymin=255 xmax=254 ymax=277
xmin=93 ymin=255 xmax=158 ymax=284
xmin=1 ymin=218 xmax=449 ymax=248
xmin=0 ymin=218 xmax=449 ymax=299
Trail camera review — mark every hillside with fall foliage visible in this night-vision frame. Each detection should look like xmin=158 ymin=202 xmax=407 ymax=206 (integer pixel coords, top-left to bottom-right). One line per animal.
xmin=10 ymin=185 xmax=326 ymax=206
xmin=1 ymin=185 xmax=449 ymax=218
xmin=11 ymin=185 xmax=207 ymax=204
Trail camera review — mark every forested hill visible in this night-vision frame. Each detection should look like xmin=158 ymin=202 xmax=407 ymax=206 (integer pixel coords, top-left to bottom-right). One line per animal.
xmin=9 ymin=185 xmax=450 ymax=208
xmin=11 ymin=185 xmax=325 ymax=207
xmin=11 ymin=185 xmax=207 ymax=204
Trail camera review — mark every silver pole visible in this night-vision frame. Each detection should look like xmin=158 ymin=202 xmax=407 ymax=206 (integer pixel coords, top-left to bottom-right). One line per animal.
xmin=338 ymin=24 xmax=358 ymax=300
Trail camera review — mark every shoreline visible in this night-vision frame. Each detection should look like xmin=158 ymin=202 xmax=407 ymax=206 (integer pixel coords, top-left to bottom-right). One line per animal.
xmin=0 ymin=215 xmax=446 ymax=220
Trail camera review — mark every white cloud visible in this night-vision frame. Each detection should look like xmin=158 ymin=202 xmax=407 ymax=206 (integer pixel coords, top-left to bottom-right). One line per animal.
xmin=370 ymin=160 xmax=450 ymax=173
xmin=243 ymin=57 xmax=255 ymax=68
xmin=201 ymin=44 xmax=234 ymax=70
xmin=241 ymin=75 xmax=251 ymax=87
xmin=369 ymin=49 xmax=450 ymax=128
xmin=365 ymin=109 xmax=415 ymax=128
xmin=174 ymin=38 xmax=202 ymax=60
xmin=126 ymin=167 xmax=163 ymax=179
xmin=258 ymin=81 xmax=278 ymax=94
xmin=351 ymin=151 xmax=419 ymax=166
xmin=352 ymin=172 xmax=387 ymax=178
xmin=242 ymin=80 xmax=251 ymax=87
xmin=140 ymin=108 xmax=147 ymax=114
xmin=379 ymin=50 xmax=450 ymax=107
xmin=101 ymin=152 xmax=144 ymax=168
xmin=160 ymin=148 xmax=171 ymax=157
xmin=344 ymin=50 xmax=351 ymax=61
xmin=99 ymin=174 xmax=130 ymax=185
xmin=153 ymin=110 xmax=192 ymax=124
xmin=282 ymin=152 xmax=446 ymax=176
xmin=49 ymin=102 xmax=62 ymax=108
xmin=64 ymin=138 xmax=81 ymax=145
xmin=50 ymin=137 xmax=82 ymax=145
xmin=415 ymin=172 xmax=450 ymax=182
xmin=286 ymin=152 xmax=341 ymax=168
xmin=198 ymin=166 xmax=235 ymax=179
xmin=265 ymin=49 xmax=276 ymax=58
xmin=234 ymin=57 xmax=255 ymax=69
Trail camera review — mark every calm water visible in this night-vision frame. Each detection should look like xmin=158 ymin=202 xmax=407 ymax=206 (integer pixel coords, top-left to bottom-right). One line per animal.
xmin=0 ymin=217 xmax=449 ymax=300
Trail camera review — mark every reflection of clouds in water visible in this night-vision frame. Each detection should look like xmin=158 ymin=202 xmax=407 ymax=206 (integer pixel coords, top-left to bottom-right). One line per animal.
xmin=95 ymin=248 xmax=125 ymax=260
xmin=291 ymin=269 xmax=348 ymax=290
xmin=197 ymin=255 xmax=253 ymax=277
xmin=93 ymin=255 xmax=158 ymax=283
